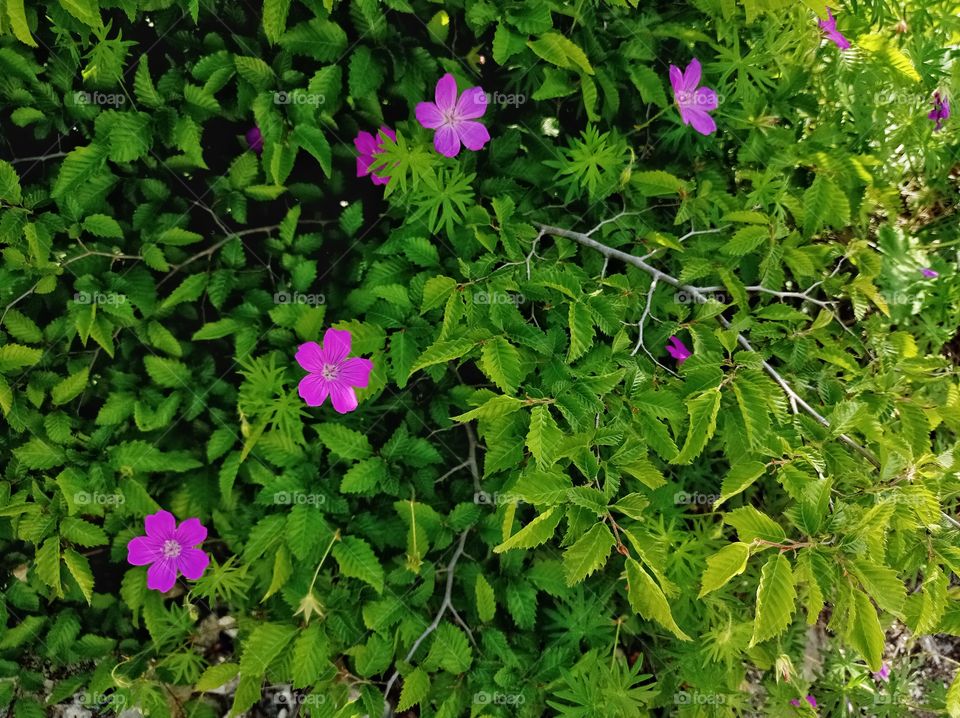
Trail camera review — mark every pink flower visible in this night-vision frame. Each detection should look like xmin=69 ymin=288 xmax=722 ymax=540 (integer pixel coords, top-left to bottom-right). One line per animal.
xmin=929 ymin=92 xmax=950 ymax=131
xmin=921 ymin=268 xmax=939 ymax=278
xmin=355 ymin=126 xmax=396 ymax=185
xmin=246 ymin=126 xmax=263 ymax=154
xmin=668 ymin=59 xmax=718 ymax=136
xmin=296 ymin=328 xmax=374 ymax=413
xmin=127 ymin=510 xmax=209 ymax=592
xmin=874 ymin=663 xmax=890 ymax=681
xmin=819 ymin=8 xmax=851 ymax=50
xmin=790 ymin=694 xmax=817 ymax=708
xmin=666 ymin=335 xmax=692 ymax=364
xmin=415 ymin=73 xmax=490 ymax=158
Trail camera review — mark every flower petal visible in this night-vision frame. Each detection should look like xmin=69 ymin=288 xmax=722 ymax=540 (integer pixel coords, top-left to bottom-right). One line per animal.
xmin=455 ymin=87 xmax=488 ymax=120
xmin=457 ymin=120 xmax=490 ymax=151
xmin=416 ymin=102 xmax=445 ymax=129
xmin=371 ymin=172 xmax=391 ymax=186
xmin=177 ymin=548 xmax=210 ymax=581
xmin=669 ymin=65 xmax=684 ymax=94
xmin=127 ymin=536 xmax=161 ymax=566
xmin=433 ymin=125 xmax=461 ymax=157
xmin=353 ymin=130 xmax=376 ymax=156
xmin=145 ymin=510 xmax=176 ymax=541
xmin=329 ymin=384 xmax=359 ymax=414
xmin=686 ymin=108 xmax=717 ymax=136
xmin=299 ymin=375 xmax=331 ymax=407
xmin=682 ymin=58 xmax=702 ymax=92
xmin=339 ymin=357 xmax=373 ymax=388
xmin=147 ymin=559 xmax=178 ymax=593
xmin=434 ymin=73 xmax=458 ymax=113
xmin=322 ymin=328 xmax=352 ymax=364
xmin=174 ymin=518 xmax=207 ymax=547
xmin=295 ymin=341 xmax=326 ymax=372
xmin=357 ymin=156 xmax=374 ymax=178
xmin=693 ymin=87 xmax=718 ymax=111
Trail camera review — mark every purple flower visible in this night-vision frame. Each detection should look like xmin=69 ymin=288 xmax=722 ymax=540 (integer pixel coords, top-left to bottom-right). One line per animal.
xmin=415 ymin=73 xmax=490 ymax=158
xmin=668 ymin=59 xmax=718 ymax=136
xmin=666 ymin=336 xmax=692 ymax=364
xmin=355 ymin=126 xmax=396 ymax=186
xmin=929 ymin=92 xmax=950 ymax=131
xmin=127 ymin=510 xmax=209 ymax=593
xmin=874 ymin=663 xmax=890 ymax=681
xmin=819 ymin=8 xmax=851 ymax=50
xmin=921 ymin=268 xmax=939 ymax=279
xmin=246 ymin=126 xmax=263 ymax=154
xmin=790 ymin=695 xmax=817 ymax=708
xmin=296 ymin=328 xmax=374 ymax=413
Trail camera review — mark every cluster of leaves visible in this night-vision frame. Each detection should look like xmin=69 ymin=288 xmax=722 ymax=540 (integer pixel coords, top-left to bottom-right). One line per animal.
xmin=1 ymin=0 xmax=960 ymax=717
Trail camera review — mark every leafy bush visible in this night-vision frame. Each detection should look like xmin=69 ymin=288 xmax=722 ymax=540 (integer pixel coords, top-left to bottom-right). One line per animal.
xmin=2 ymin=0 xmax=960 ymax=716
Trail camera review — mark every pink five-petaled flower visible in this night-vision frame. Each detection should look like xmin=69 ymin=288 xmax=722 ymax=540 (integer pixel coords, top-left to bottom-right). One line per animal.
xmin=929 ymin=92 xmax=950 ymax=132
xmin=354 ymin=126 xmax=396 ymax=186
xmin=668 ymin=59 xmax=719 ymax=136
xmin=246 ymin=126 xmax=263 ymax=154
xmin=296 ymin=328 xmax=373 ymax=414
xmin=666 ymin=336 xmax=692 ymax=365
xmin=819 ymin=8 xmax=851 ymax=50
xmin=127 ymin=510 xmax=209 ymax=593
xmin=874 ymin=663 xmax=890 ymax=681
xmin=921 ymin=267 xmax=939 ymax=279
xmin=415 ymin=73 xmax=490 ymax=158
xmin=790 ymin=695 xmax=818 ymax=708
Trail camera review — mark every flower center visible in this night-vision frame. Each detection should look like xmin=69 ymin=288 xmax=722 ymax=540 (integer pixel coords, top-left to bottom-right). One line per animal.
xmin=162 ymin=540 xmax=182 ymax=559
xmin=321 ymin=363 xmax=339 ymax=381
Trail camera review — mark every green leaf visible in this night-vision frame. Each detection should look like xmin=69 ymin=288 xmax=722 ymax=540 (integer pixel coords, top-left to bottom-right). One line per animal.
xmin=527 ymin=33 xmax=594 ymax=75
xmin=144 ymin=356 xmax=190 ymax=388
xmin=804 ymin=175 xmax=849 ymax=235
xmin=722 ymin=225 xmax=768 ymax=256
xmin=0 ymin=343 xmax=43 ymax=372
xmin=315 ymin=424 xmax=372 ymax=460
xmin=58 ymin=0 xmax=101 ymax=28
xmin=409 ymin=338 xmax=477 ymax=377
xmin=452 ymin=394 xmax=524 ymax=423
xmin=562 ymin=523 xmax=615 ymax=586
xmin=947 ymin=669 xmax=960 ymax=718
xmin=333 ymin=536 xmax=384 ymax=593
xmin=626 ymin=558 xmax=691 ymax=640
xmin=239 ymin=623 xmax=297 ymax=676
xmin=134 ymin=56 xmax=163 ymax=107
xmin=63 ymin=549 xmax=94 ymax=604
xmin=847 ymin=588 xmax=884 ymax=671
xmin=3 ymin=309 xmax=42 ymax=344
xmin=340 ymin=457 xmax=387 ymax=493
xmin=196 ymin=662 xmax=240 ymax=691
xmin=82 ymin=214 xmax=123 ymax=238
xmin=36 ymin=536 xmax=62 ymax=597
xmin=724 ymin=506 xmax=786 ymax=543
xmin=51 ymin=367 xmax=90 ymax=405
xmin=850 ymin=560 xmax=905 ymax=616
xmin=424 ymin=622 xmax=472 ymax=673
xmin=291 ymin=125 xmax=332 ymax=178
xmin=714 ymin=461 xmax=767 ymax=509
xmin=6 ymin=0 xmax=38 ymax=47
xmin=672 ymin=387 xmax=721 ymax=465
xmin=567 ymin=302 xmax=594 ymax=362
xmin=475 ymin=574 xmax=496 ymax=622
xmin=699 ymin=542 xmax=751 ymax=598
xmin=494 ymin=507 xmax=562 ymax=553
xmin=160 ymin=274 xmax=207 ymax=311
xmin=396 ymin=667 xmax=430 ymax=712
xmin=750 ymin=554 xmax=796 ymax=646
xmin=14 ymin=437 xmax=67 ymax=469
xmin=526 ymin=405 xmax=563 ymax=470
xmin=348 ymin=45 xmax=385 ymax=98
xmin=60 ymin=517 xmax=108 ymax=547
xmin=263 ymin=0 xmax=293 ymax=43
xmin=0 ymin=160 xmax=23 ymax=204
xmin=480 ymin=337 xmax=521 ymax=394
